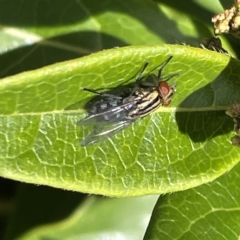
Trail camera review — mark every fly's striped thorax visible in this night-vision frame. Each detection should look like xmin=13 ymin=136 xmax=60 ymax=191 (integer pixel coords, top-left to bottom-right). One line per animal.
xmin=127 ymin=90 xmax=162 ymax=119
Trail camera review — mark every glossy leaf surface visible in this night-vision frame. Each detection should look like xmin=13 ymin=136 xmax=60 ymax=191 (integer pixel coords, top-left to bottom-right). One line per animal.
xmin=1 ymin=45 xmax=240 ymax=196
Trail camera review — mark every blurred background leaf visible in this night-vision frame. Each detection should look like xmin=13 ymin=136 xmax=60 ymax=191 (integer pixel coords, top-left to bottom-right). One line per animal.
xmin=5 ymin=186 xmax=158 ymax=240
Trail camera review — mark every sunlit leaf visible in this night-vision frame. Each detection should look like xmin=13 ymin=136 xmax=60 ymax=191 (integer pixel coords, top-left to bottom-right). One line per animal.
xmin=0 ymin=45 xmax=239 ymax=196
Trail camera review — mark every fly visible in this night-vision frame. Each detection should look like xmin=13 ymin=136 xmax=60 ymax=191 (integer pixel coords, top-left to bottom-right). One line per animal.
xmin=77 ymin=56 xmax=178 ymax=146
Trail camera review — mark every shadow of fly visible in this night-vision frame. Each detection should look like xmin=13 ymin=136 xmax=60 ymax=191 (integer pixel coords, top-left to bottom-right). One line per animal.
xmin=77 ymin=56 xmax=178 ymax=146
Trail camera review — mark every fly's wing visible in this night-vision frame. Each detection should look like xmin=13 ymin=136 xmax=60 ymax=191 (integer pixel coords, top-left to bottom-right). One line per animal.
xmin=81 ymin=119 xmax=135 ymax=146
xmin=77 ymin=106 xmax=126 ymax=126
xmin=77 ymin=99 xmax=136 ymax=126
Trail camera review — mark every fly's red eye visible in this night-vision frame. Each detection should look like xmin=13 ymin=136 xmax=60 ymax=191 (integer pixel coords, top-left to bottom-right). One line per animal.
xmin=159 ymin=82 xmax=170 ymax=97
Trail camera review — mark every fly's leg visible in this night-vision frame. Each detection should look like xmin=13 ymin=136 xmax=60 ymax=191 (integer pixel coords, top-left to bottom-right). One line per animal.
xmin=160 ymin=73 xmax=179 ymax=82
xmin=157 ymin=56 xmax=179 ymax=83
xmin=136 ymin=56 xmax=176 ymax=88
xmin=129 ymin=62 xmax=149 ymax=96
xmin=157 ymin=55 xmax=173 ymax=79
xmin=83 ymin=87 xmax=122 ymax=99
xmin=134 ymin=62 xmax=149 ymax=84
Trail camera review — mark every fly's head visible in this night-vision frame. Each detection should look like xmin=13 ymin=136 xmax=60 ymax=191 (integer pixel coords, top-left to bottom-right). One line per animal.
xmin=158 ymin=81 xmax=175 ymax=106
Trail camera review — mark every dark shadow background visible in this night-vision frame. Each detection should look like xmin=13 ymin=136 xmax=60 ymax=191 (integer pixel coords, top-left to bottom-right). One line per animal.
xmin=176 ymin=57 xmax=240 ymax=142
xmin=1 ymin=178 xmax=87 ymax=240
xmin=0 ymin=31 xmax=129 ymax=78
xmin=2 ymin=0 xmax=237 ymax=79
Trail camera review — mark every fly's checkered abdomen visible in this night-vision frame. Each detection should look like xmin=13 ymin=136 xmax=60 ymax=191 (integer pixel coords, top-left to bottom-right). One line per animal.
xmin=78 ymin=96 xmax=138 ymax=126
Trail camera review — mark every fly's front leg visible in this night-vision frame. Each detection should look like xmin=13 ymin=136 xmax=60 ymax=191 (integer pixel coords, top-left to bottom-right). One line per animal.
xmin=157 ymin=55 xmax=173 ymax=80
xmin=160 ymin=73 xmax=179 ymax=83
xmin=137 ymin=56 xmax=175 ymax=88
xmin=156 ymin=56 xmax=179 ymax=84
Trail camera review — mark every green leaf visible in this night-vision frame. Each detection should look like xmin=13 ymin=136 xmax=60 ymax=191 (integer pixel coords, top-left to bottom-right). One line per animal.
xmin=144 ymin=161 xmax=240 ymax=240
xmin=2 ymin=1 xmax=240 ymax=240
xmin=5 ymin=185 xmax=158 ymax=240
xmin=0 ymin=44 xmax=240 ymax=197
xmin=1 ymin=0 xmax=236 ymax=79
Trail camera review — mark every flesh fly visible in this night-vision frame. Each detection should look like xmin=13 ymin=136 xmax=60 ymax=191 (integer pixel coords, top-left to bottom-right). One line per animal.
xmin=77 ymin=56 xmax=178 ymax=146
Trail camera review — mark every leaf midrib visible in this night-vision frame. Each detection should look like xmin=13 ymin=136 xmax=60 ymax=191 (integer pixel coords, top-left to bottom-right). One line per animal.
xmin=0 ymin=105 xmax=230 ymax=117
